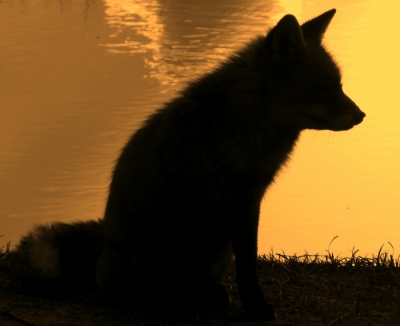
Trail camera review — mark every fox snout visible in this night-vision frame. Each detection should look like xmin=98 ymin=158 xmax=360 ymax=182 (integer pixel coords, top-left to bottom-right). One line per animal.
xmin=330 ymin=92 xmax=365 ymax=131
xmin=352 ymin=108 xmax=366 ymax=126
xmin=342 ymin=93 xmax=365 ymax=129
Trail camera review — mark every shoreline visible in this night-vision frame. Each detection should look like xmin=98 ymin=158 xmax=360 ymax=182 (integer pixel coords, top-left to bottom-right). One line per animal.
xmin=1 ymin=246 xmax=399 ymax=325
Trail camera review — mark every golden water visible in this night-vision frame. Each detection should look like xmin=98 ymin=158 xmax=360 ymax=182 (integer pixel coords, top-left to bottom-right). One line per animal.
xmin=0 ymin=0 xmax=399 ymax=256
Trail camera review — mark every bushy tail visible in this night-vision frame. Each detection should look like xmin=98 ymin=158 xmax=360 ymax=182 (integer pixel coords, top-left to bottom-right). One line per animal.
xmin=12 ymin=220 xmax=104 ymax=293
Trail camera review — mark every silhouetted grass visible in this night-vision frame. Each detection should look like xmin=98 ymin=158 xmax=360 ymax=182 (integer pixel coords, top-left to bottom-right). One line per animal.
xmin=241 ymin=239 xmax=400 ymax=325
xmin=0 ymin=236 xmax=10 ymax=259
xmin=1 ymin=238 xmax=400 ymax=325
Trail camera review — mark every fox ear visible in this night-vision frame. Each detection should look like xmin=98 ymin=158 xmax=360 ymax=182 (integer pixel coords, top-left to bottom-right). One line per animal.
xmin=301 ymin=9 xmax=336 ymax=42
xmin=271 ymin=14 xmax=306 ymax=62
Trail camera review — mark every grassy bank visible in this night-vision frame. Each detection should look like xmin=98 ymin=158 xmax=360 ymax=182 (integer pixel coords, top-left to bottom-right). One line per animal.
xmin=0 ymin=241 xmax=399 ymax=325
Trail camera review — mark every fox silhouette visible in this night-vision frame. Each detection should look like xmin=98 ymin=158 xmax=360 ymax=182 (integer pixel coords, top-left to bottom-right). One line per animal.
xmin=15 ymin=9 xmax=364 ymax=321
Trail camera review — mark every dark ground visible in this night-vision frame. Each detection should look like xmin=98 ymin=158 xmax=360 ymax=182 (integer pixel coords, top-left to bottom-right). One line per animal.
xmin=1 ymin=244 xmax=400 ymax=326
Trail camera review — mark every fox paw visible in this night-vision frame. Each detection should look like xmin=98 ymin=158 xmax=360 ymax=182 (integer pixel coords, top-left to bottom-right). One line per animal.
xmin=245 ymin=303 xmax=276 ymax=321
xmin=199 ymin=283 xmax=230 ymax=311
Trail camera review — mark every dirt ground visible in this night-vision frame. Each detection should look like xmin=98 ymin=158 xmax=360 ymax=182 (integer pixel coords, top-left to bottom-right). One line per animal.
xmin=0 ymin=253 xmax=277 ymax=326
xmin=1 ymin=251 xmax=400 ymax=326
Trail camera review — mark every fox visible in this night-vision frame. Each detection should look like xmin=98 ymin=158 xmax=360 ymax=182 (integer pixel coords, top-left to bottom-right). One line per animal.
xmin=13 ymin=9 xmax=364 ymax=321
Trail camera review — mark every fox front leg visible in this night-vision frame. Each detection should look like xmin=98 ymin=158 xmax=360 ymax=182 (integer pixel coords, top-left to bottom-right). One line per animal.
xmin=231 ymin=210 xmax=276 ymax=321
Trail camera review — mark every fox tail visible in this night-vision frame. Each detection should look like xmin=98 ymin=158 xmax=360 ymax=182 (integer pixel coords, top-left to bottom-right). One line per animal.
xmin=12 ymin=220 xmax=104 ymax=293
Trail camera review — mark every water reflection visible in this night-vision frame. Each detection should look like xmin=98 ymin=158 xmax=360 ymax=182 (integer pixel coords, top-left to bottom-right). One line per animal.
xmin=102 ymin=1 xmax=164 ymax=55
xmin=102 ymin=0 xmax=280 ymax=87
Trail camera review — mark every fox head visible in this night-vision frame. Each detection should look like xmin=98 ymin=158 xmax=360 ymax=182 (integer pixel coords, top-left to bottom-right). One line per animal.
xmin=266 ymin=9 xmax=365 ymax=131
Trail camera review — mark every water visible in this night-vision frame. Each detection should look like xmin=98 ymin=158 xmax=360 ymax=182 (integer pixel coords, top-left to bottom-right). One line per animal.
xmin=0 ymin=0 xmax=399 ymax=257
